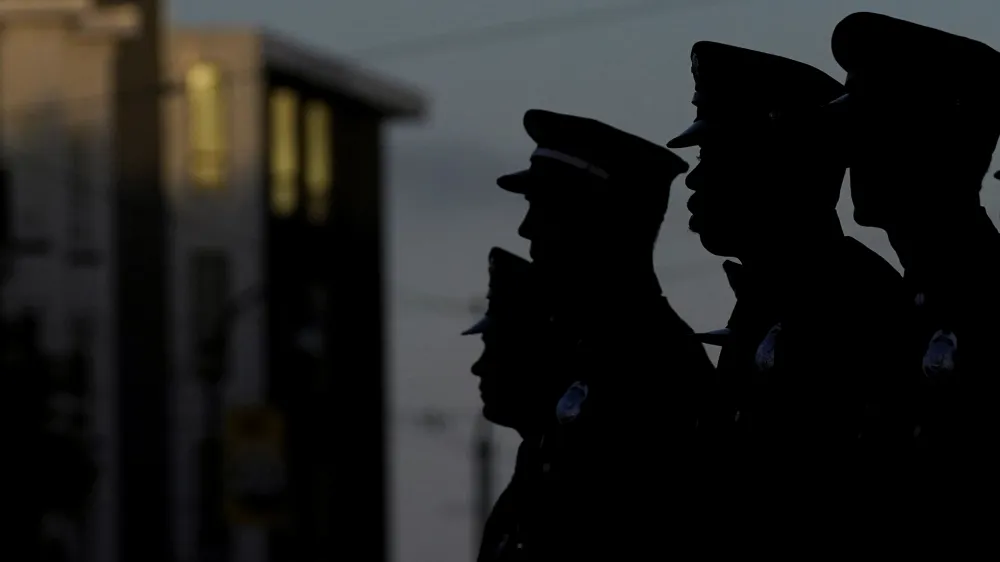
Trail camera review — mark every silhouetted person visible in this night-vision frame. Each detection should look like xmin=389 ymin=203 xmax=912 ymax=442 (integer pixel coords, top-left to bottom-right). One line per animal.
xmin=667 ymin=41 xmax=914 ymax=536
xmin=830 ymin=12 xmax=1000 ymax=535
xmin=462 ymin=247 xmax=569 ymax=562
xmin=495 ymin=109 xmax=715 ymax=558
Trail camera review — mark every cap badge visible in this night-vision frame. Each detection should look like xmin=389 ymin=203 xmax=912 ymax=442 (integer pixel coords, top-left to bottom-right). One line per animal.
xmin=922 ymin=329 xmax=958 ymax=381
xmin=754 ymin=322 xmax=782 ymax=377
xmin=556 ymin=381 xmax=589 ymax=424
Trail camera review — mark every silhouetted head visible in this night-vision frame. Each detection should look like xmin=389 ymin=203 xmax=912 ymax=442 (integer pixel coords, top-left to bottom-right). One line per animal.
xmin=668 ymin=41 xmax=847 ymax=258
xmin=497 ymin=109 xmax=688 ymax=286
xmin=829 ymin=12 xmax=1000 ymax=229
xmin=461 ymin=247 xmax=561 ymax=431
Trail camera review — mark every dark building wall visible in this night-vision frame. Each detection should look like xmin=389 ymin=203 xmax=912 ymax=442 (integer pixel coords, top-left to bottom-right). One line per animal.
xmin=263 ymin=69 xmax=332 ymax=561
xmin=97 ymin=1 xmax=171 ymax=561
xmin=326 ymin=100 xmax=386 ymax=562
xmin=262 ymin=67 xmax=386 ymax=562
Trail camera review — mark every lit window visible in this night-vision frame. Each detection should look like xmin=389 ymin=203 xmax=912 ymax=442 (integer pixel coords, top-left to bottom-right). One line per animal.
xmin=186 ymin=62 xmax=227 ymax=189
xmin=270 ymin=88 xmax=299 ymax=217
xmin=304 ymin=101 xmax=332 ymax=223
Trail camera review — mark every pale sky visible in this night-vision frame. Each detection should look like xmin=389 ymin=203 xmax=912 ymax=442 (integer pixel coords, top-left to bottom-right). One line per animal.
xmin=171 ymin=1 xmax=1000 ymax=560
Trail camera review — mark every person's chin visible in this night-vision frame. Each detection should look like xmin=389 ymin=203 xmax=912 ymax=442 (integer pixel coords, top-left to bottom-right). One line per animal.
xmin=530 ymin=245 xmax=562 ymax=268
xmin=852 ymin=207 xmax=873 ymax=227
xmin=481 ymin=404 xmax=514 ymax=428
xmin=688 ymin=215 xmax=701 ymax=234
xmin=852 ymin=206 xmax=888 ymax=229
xmin=528 ymin=243 xmax=541 ymax=262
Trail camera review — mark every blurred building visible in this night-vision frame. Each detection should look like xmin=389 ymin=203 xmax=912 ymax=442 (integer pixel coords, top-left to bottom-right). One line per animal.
xmin=1 ymin=1 xmax=425 ymax=562
xmin=165 ymin=27 xmax=425 ymax=562
xmin=0 ymin=1 xmax=169 ymax=562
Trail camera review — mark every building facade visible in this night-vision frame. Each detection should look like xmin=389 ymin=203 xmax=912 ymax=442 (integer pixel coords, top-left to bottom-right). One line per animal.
xmin=166 ymin=28 xmax=426 ymax=562
xmin=0 ymin=2 xmax=160 ymax=562
xmin=1 ymin=2 xmax=425 ymax=560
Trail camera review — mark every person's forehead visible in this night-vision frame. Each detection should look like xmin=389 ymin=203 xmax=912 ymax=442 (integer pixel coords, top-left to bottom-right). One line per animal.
xmin=524 ymin=187 xmax=592 ymax=211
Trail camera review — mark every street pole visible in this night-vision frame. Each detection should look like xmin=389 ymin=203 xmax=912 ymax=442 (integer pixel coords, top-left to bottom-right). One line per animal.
xmin=197 ymin=284 xmax=265 ymax=562
xmin=1 ymin=165 xmax=8 ymax=316
xmin=472 ymin=413 xmax=494 ymax=551
xmin=198 ymin=333 xmax=229 ymax=562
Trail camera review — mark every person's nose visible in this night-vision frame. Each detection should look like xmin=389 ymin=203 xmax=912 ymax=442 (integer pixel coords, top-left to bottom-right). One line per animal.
xmin=471 ymin=354 xmax=487 ymax=378
xmin=685 ymin=163 xmax=705 ymax=192
xmin=517 ymin=208 xmax=536 ymax=241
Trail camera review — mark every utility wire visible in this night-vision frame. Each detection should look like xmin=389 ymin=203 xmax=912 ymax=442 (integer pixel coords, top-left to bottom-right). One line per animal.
xmin=0 ymin=0 xmax=723 ymax=119
xmin=2 ymin=4 xmax=725 ymax=294
xmin=0 ymin=0 xmax=715 ymax=243
xmin=349 ymin=0 xmax=712 ymax=60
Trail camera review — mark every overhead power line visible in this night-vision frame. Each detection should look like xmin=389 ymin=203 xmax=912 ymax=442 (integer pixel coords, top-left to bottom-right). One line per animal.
xmin=350 ymin=0 xmax=712 ymax=61
xmin=0 ymin=2 xmax=735 ymax=278
xmin=0 ymin=1 xmax=723 ymax=120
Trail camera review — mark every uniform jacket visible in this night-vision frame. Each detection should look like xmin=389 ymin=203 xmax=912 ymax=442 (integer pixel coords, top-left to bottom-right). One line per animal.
xmin=905 ymin=207 xmax=1000 ymax=520
xmin=517 ymin=294 xmax=716 ymax=559
xmin=698 ymin=236 xmax=916 ymax=536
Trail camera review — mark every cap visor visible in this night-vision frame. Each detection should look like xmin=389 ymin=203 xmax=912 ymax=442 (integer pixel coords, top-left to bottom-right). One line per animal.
xmin=496 ymin=169 xmax=533 ymax=194
xmin=461 ymin=315 xmax=492 ymax=336
xmin=666 ymin=120 xmax=711 ymax=149
xmin=820 ymin=93 xmax=851 ymax=117
xmin=815 ymin=94 xmax=854 ymax=144
xmin=692 ymin=328 xmax=731 ymax=346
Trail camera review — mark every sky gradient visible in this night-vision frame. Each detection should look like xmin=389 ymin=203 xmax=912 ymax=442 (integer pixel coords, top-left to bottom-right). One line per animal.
xmin=171 ymin=2 xmax=1000 ymax=560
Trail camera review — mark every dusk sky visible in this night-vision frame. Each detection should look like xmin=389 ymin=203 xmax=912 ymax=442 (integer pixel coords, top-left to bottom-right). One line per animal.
xmin=172 ymin=1 xmax=1000 ymax=560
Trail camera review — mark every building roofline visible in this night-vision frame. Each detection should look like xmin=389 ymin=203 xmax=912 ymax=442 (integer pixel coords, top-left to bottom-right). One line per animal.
xmin=259 ymin=31 xmax=428 ymax=120
xmin=0 ymin=0 xmax=140 ymax=37
xmin=0 ymin=0 xmax=91 ymax=13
